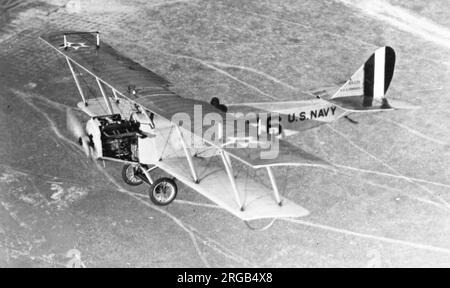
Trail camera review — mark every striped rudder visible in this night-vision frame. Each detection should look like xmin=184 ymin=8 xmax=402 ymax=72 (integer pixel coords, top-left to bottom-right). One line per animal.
xmin=331 ymin=46 xmax=396 ymax=109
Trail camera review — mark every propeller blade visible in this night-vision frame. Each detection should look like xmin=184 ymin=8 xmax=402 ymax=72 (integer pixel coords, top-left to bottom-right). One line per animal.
xmin=66 ymin=108 xmax=86 ymax=140
xmin=66 ymin=109 xmax=95 ymax=159
xmin=80 ymin=136 xmax=91 ymax=158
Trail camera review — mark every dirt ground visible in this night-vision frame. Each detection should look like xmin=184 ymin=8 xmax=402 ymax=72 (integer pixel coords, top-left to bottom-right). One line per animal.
xmin=0 ymin=0 xmax=449 ymax=267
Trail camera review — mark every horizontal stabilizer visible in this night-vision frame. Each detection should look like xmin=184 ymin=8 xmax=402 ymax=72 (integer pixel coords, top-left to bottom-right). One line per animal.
xmin=388 ymin=99 xmax=420 ymax=110
xmin=326 ymin=96 xmax=419 ymax=112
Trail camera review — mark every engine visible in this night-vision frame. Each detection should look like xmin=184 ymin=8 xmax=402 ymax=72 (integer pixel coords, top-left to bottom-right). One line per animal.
xmin=89 ymin=114 xmax=140 ymax=161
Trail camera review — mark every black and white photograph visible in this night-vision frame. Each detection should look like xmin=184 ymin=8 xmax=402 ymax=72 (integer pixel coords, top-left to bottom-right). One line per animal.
xmin=0 ymin=0 xmax=449 ymax=269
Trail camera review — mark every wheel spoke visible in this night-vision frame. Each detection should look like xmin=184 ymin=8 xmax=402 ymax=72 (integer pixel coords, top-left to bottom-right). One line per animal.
xmin=126 ymin=166 xmax=142 ymax=184
xmin=149 ymin=178 xmax=177 ymax=206
xmin=154 ymin=182 xmax=174 ymax=202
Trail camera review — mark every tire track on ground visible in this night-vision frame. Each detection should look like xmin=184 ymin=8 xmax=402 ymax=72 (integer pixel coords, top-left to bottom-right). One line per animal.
xmin=283 ymin=218 xmax=450 ymax=256
xmin=336 ymin=0 xmax=450 ymax=50
xmin=326 ymin=125 xmax=450 ymax=210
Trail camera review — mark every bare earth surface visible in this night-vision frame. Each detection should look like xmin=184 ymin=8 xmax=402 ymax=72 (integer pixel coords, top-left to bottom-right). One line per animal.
xmin=0 ymin=0 xmax=449 ymax=267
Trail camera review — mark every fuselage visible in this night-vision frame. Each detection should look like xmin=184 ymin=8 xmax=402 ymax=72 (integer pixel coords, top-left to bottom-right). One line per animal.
xmin=227 ymin=98 xmax=347 ymax=136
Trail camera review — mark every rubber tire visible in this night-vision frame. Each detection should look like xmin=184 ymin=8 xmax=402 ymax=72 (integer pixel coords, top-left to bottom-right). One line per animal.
xmin=149 ymin=177 xmax=178 ymax=206
xmin=121 ymin=164 xmax=144 ymax=186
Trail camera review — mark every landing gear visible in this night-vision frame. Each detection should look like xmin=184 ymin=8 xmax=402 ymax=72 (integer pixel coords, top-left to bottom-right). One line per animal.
xmin=148 ymin=177 xmax=177 ymax=206
xmin=121 ymin=164 xmax=178 ymax=205
xmin=121 ymin=164 xmax=144 ymax=186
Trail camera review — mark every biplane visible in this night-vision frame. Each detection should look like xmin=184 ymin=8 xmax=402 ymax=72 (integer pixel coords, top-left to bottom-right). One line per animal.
xmin=40 ymin=31 xmax=416 ymax=223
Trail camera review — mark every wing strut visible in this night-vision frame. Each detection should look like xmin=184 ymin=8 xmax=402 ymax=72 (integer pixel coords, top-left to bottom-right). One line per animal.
xmin=175 ymin=125 xmax=199 ymax=183
xmin=66 ymin=57 xmax=87 ymax=106
xmin=266 ymin=166 xmax=282 ymax=206
xmin=96 ymin=78 xmax=114 ymax=114
xmin=112 ymin=89 xmax=120 ymax=103
xmin=220 ymin=150 xmax=245 ymax=211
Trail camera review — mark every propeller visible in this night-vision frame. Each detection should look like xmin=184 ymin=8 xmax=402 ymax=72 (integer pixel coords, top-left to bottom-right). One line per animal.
xmin=66 ymin=108 xmax=93 ymax=158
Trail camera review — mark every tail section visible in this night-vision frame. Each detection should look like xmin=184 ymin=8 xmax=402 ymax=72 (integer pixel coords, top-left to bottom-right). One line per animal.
xmin=328 ymin=46 xmax=417 ymax=111
xmin=226 ymin=46 xmax=418 ymax=139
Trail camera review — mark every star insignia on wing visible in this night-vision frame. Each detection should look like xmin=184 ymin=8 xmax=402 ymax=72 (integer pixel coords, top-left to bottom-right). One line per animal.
xmin=59 ymin=42 xmax=89 ymax=50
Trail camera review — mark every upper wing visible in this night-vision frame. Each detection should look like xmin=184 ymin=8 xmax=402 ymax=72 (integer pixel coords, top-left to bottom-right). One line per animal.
xmin=41 ymin=31 xmax=172 ymax=92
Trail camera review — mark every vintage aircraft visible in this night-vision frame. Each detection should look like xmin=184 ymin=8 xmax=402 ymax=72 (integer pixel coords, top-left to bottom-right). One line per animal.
xmin=40 ymin=31 xmax=415 ymax=222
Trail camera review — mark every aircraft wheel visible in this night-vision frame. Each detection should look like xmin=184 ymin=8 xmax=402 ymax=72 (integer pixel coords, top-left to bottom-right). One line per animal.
xmin=149 ymin=178 xmax=177 ymax=206
xmin=122 ymin=164 xmax=144 ymax=186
